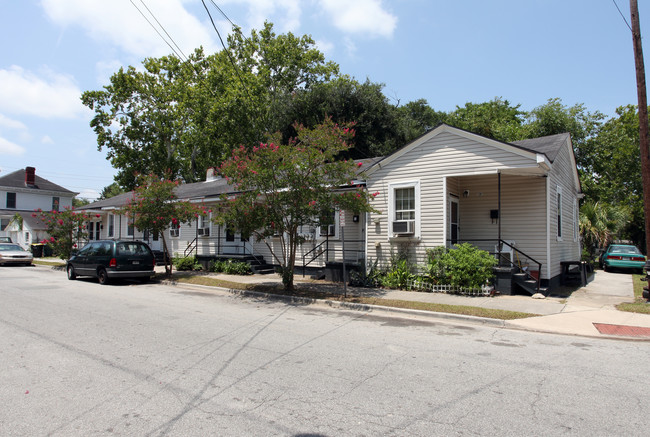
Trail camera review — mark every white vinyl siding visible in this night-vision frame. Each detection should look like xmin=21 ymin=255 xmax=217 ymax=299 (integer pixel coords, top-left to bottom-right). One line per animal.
xmin=547 ymin=141 xmax=582 ymax=281
xmin=367 ymin=130 xmax=544 ymax=268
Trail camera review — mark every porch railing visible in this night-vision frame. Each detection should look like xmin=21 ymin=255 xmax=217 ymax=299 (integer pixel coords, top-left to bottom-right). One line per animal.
xmin=301 ymin=238 xmax=365 ymax=277
xmin=448 ymin=239 xmax=542 ymax=294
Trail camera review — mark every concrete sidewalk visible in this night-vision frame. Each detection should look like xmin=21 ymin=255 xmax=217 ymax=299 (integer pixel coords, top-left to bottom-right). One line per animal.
xmin=176 ymin=267 xmax=650 ymax=340
xmin=506 ymin=271 xmax=650 ymax=339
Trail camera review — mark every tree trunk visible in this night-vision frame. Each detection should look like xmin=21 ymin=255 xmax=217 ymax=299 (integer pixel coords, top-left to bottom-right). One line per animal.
xmin=160 ymin=232 xmax=173 ymax=277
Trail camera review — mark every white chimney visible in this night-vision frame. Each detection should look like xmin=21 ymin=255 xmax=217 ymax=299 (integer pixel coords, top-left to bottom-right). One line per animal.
xmin=206 ymin=167 xmax=221 ymax=182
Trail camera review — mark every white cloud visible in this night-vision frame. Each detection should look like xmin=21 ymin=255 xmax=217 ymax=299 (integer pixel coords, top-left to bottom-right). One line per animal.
xmin=314 ymin=39 xmax=335 ymax=56
xmin=0 ymin=66 xmax=89 ymax=119
xmin=41 ymin=0 xmax=218 ymax=58
xmin=77 ymin=188 xmax=100 ymax=201
xmin=217 ymin=0 xmax=302 ymax=33
xmin=319 ymin=0 xmax=397 ymax=38
xmin=0 ymin=137 xmax=26 ymax=156
xmin=95 ymin=60 xmax=124 ymax=86
xmin=41 ymin=135 xmax=55 ymax=144
xmin=0 ymin=114 xmax=27 ymax=131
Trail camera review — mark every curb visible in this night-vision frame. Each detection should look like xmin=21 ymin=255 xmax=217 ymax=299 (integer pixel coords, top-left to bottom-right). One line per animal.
xmin=164 ymin=279 xmax=507 ymax=328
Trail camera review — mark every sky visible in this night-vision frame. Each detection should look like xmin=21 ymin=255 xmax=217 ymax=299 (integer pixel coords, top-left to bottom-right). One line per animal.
xmin=1 ymin=0 xmax=648 ymax=200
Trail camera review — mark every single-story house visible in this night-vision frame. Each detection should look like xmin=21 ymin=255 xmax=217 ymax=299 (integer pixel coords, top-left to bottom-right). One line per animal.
xmin=77 ymin=124 xmax=582 ymax=294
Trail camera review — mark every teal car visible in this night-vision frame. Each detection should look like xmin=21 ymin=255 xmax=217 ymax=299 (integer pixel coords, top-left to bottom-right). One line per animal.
xmin=599 ymin=244 xmax=646 ymax=273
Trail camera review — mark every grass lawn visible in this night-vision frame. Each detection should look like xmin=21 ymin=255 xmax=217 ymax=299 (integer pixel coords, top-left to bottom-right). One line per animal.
xmin=172 ymin=274 xmax=539 ymax=320
xmin=617 ymin=273 xmax=650 ymax=314
xmin=32 ymin=258 xmax=66 ymax=267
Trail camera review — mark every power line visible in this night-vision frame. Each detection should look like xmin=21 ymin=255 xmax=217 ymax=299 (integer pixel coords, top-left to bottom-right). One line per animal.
xmin=137 ymin=0 xmax=188 ymax=61
xmin=612 ymin=0 xmax=633 ymax=32
xmin=129 ymin=0 xmax=187 ymax=61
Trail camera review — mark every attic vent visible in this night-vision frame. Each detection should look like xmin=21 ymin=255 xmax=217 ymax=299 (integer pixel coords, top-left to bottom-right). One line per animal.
xmin=25 ymin=167 xmax=36 ymax=187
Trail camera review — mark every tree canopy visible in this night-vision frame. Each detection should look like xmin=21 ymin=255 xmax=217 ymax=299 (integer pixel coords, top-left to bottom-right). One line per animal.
xmin=215 ymin=119 xmax=375 ymax=290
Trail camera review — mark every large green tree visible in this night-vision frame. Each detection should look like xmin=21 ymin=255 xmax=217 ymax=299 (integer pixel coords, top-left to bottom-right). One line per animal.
xmin=215 ymin=119 xmax=375 ymax=290
xmin=445 ymin=97 xmax=526 ymax=142
xmin=82 ymin=22 xmax=338 ymax=190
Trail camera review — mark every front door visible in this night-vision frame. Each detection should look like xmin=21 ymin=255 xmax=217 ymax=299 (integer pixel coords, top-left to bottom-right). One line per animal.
xmin=449 ymin=197 xmax=459 ymax=246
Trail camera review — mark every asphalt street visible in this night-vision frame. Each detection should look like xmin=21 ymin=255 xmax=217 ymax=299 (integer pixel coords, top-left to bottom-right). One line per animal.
xmin=1 ymin=266 xmax=649 ymax=436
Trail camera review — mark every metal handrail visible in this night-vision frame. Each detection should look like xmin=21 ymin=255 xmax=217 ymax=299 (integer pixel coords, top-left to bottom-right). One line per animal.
xmin=302 ymin=240 xmax=328 ymax=277
xmin=449 ymin=239 xmax=542 ymax=294
xmin=184 ymin=237 xmax=198 ymax=258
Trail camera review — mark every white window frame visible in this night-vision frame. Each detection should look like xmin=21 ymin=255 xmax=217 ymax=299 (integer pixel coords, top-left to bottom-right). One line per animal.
xmin=318 ymin=209 xmax=339 ymax=239
xmin=170 ymin=221 xmax=180 ymax=238
xmin=127 ymin=219 xmax=135 ymax=237
xmin=388 ymin=180 xmax=421 ymax=239
xmin=107 ymin=214 xmax=114 ymax=238
xmin=556 ymin=185 xmax=563 ymax=241
xmin=197 ymin=213 xmax=211 ymax=237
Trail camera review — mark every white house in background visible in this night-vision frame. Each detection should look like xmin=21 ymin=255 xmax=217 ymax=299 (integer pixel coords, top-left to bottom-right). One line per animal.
xmin=364 ymin=124 xmax=582 ymax=293
xmin=0 ymin=167 xmax=77 ymax=248
xmin=76 ymin=124 xmax=583 ymax=294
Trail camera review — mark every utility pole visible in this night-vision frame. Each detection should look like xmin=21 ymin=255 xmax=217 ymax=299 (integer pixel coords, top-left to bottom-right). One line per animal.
xmin=630 ymin=0 xmax=650 ymax=254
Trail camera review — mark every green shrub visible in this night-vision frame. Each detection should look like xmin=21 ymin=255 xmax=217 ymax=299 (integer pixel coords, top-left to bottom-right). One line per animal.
xmin=173 ymin=256 xmax=202 ymax=271
xmin=349 ymin=260 xmax=383 ymax=287
xmin=209 ymin=259 xmax=252 ymax=275
xmin=380 ymin=250 xmax=416 ymax=290
xmin=433 ymin=243 xmax=496 ymax=288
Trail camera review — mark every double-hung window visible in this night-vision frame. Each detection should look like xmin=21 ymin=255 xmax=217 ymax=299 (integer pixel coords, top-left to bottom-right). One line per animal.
xmin=6 ymin=192 xmax=16 ymax=209
xmin=388 ymin=181 xmax=420 ymax=238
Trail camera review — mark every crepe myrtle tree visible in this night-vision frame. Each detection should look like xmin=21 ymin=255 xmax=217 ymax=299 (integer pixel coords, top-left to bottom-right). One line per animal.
xmin=34 ymin=207 xmax=91 ymax=260
xmin=120 ymin=174 xmax=208 ymax=277
xmin=215 ymin=118 xmax=377 ymax=290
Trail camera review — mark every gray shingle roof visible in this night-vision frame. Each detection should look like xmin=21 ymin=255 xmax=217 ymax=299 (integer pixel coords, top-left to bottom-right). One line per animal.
xmin=0 ymin=168 xmax=75 ymax=194
xmin=511 ymin=132 xmax=570 ymax=163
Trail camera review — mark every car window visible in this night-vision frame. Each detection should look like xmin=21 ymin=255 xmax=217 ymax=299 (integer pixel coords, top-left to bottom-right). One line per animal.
xmin=95 ymin=242 xmax=112 ymax=256
xmin=77 ymin=244 xmax=93 ymax=255
xmin=611 ymin=245 xmax=642 ymax=255
xmin=0 ymin=244 xmax=22 ymax=251
xmin=117 ymin=242 xmax=150 ymax=256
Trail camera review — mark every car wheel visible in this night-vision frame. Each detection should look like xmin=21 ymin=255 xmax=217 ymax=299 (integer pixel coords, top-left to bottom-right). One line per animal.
xmin=603 ymin=264 xmax=609 ymax=272
xmin=67 ymin=265 xmax=76 ymax=280
xmin=97 ymin=268 xmax=109 ymax=285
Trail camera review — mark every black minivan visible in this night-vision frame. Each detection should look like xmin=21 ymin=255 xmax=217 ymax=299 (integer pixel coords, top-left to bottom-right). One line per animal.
xmin=67 ymin=240 xmax=155 ymax=284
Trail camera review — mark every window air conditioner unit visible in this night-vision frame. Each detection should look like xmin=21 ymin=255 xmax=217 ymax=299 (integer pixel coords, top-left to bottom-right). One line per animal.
xmin=198 ymin=227 xmax=210 ymax=237
xmin=169 ymin=228 xmax=180 ymax=237
xmin=319 ymin=224 xmax=335 ymax=237
xmin=392 ymin=220 xmax=415 ymax=235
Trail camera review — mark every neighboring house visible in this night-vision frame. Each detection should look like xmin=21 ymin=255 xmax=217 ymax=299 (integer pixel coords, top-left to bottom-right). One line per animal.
xmin=0 ymin=167 xmax=77 ymax=248
xmin=77 ymin=124 xmax=582 ymax=293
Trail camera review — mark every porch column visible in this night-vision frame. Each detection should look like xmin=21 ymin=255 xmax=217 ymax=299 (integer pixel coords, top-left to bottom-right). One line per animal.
xmin=498 ymin=172 xmax=501 ymax=257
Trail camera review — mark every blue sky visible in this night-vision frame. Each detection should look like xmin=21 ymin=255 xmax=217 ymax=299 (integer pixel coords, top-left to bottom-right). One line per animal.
xmin=1 ymin=0 xmax=648 ymax=200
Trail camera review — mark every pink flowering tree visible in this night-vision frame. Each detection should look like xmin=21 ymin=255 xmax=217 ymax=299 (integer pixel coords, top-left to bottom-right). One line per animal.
xmin=120 ymin=174 xmax=207 ymax=276
xmin=34 ymin=207 xmax=90 ymax=260
xmin=216 ymin=118 xmax=376 ymax=290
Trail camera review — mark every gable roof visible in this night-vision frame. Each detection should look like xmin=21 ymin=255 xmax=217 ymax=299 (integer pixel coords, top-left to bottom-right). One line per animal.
xmin=511 ymin=132 xmax=570 ymax=163
xmin=0 ymin=168 xmax=76 ymax=194
xmin=365 ymin=124 xmax=549 ymax=176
